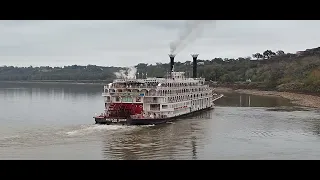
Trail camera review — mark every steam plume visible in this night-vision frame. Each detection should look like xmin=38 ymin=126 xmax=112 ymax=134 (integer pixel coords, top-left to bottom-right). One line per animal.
xmin=170 ymin=20 xmax=215 ymax=54
xmin=114 ymin=66 xmax=137 ymax=79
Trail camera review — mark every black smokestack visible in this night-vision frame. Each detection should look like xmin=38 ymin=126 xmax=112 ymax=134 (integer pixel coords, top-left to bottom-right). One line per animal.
xmin=169 ymin=54 xmax=176 ymax=72
xmin=191 ymin=54 xmax=199 ymax=78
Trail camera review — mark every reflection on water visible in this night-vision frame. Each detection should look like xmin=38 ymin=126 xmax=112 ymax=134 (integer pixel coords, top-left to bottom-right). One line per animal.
xmin=0 ymin=82 xmax=103 ymax=130
xmin=312 ymin=120 xmax=320 ymax=136
xmin=215 ymin=92 xmax=292 ymax=107
xmin=102 ymin=111 xmax=212 ymax=160
xmin=1 ymin=82 xmax=320 ymax=160
xmin=0 ymin=82 xmax=102 ymax=99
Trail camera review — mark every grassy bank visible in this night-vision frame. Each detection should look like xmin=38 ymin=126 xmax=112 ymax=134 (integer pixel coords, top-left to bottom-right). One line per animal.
xmin=214 ymin=87 xmax=320 ymax=108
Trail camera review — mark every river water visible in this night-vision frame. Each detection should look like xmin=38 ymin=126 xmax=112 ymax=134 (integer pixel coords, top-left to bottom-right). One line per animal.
xmin=1 ymin=82 xmax=320 ymax=160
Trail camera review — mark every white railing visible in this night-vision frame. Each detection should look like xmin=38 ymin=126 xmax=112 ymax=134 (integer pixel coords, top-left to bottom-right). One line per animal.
xmin=103 ymin=91 xmax=213 ymax=98
xmin=144 ymin=91 xmax=212 ymax=97
xmin=105 ymin=85 xmax=209 ymax=90
xmin=103 ymin=92 xmax=144 ymax=96
xmin=144 ymin=100 xmax=159 ymax=103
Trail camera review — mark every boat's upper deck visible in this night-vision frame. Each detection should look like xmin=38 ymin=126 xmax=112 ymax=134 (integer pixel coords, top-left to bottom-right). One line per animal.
xmin=106 ymin=71 xmax=206 ymax=90
xmin=102 ymin=71 xmax=211 ymax=98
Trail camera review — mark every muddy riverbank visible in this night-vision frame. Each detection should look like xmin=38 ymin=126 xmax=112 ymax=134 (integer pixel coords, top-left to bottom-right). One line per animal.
xmin=214 ymin=87 xmax=320 ymax=108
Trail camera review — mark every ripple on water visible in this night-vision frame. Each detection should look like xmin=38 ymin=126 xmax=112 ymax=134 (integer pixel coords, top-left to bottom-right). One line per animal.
xmin=64 ymin=124 xmax=132 ymax=136
xmin=0 ymin=124 xmax=145 ymax=149
xmin=1 ymin=105 xmax=320 ymax=159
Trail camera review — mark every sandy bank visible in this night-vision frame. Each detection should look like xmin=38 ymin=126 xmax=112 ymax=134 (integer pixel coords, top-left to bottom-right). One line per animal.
xmin=214 ymin=87 xmax=320 ymax=108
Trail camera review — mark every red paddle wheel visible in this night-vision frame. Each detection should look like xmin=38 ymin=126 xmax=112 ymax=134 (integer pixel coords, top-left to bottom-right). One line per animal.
xmin=106 ymin=103 xmax=143 ymax=118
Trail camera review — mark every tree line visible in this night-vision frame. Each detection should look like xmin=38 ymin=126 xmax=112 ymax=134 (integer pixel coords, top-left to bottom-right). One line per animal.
xmin=0 ymin=65 xmax=120 ymax=83
xmin=1 ymin=47 xmax=320 ymax=93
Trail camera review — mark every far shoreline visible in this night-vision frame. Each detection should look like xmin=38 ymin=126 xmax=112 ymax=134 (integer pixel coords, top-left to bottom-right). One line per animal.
xmin=2 ymin=80 xmax=320 ymax=109
xmin=0 ymin=80 xmax=108 ymax=85
xmin=214 ymin=87 xmax=320 ymax=109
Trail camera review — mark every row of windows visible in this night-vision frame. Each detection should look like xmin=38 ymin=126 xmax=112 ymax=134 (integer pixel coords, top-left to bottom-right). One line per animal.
xmin=159 ymin=82 xmax=203 ymax=87
xmin=169 ymin=102 xmax=191 ymax=108
xmin=105 ymin=87 xmax=209 ymax=94
xmin=169 ymin=98 xmax=211 ymax=108
xmin=106 ymin=81 xmax=205 ymax=89
xmin=167 ymin=93 xmax=211 ymax=102
xmin=106 ymin=93 xmax=212 ymax=103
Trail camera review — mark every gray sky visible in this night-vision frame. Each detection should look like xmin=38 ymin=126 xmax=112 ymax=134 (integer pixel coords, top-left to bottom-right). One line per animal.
xmin=0 ymin=20 xmax=320 ymax=67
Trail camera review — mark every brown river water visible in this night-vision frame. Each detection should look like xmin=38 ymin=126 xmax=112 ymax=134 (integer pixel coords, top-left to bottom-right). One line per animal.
xmin=1 ymin=82 xmax=320 ymax=160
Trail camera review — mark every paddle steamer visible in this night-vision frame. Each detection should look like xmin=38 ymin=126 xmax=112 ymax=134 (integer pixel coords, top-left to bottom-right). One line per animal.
xmin=94 ymin=53 xmax=222 ymax=125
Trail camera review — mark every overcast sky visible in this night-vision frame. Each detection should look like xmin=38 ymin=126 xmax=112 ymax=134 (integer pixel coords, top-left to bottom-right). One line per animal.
xmin=0 ymin=20 xmax=320 ymax=67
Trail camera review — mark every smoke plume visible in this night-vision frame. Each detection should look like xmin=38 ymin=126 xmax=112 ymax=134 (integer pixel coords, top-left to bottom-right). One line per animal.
xmin=170 ymin=20 xmax=215 ymax=54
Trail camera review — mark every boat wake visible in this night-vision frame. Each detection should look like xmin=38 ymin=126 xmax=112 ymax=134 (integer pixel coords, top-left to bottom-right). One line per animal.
xmin=0 ymin=124 xmax=154 ymax=149
xmin=0 ymin=135 xmax=21 ymax=141
xmin=65 ymin=124 xmax=133 ymax=136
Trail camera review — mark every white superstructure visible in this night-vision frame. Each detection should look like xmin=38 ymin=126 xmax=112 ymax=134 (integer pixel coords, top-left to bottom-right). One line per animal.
xmin=102 ymin=71 xmax=214 ymax=119
xmin=100 ymin=53 xmax=217 ymax=121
